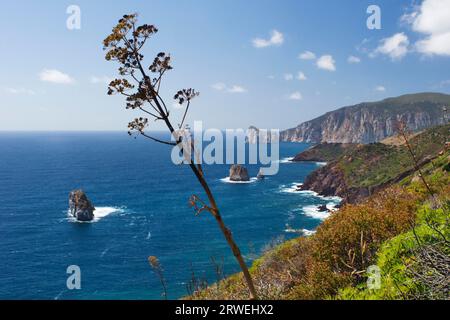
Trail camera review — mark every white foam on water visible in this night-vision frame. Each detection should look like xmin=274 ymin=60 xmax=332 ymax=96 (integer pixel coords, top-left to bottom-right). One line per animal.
xmin=284 ymin=225 xmax=316 ymax=236
xmin=302 ymin=205 xmax=331 ymax=220
xmin=220 ymin=177 xmax=258 ymax=184
xmin=278 ymin=182 xmax=343 ymax=207
xmin=297 ymin=189 xmax=319 ymax=197
xmin=315 ymin=162 xmax=327 ymax=166
xmin=67 ymin=207 xmax=125 ymax=223
xmin=279 ymin=182 xmax=303 ymax=193
xmin=278 ymin=157 xmax=294 ymax=164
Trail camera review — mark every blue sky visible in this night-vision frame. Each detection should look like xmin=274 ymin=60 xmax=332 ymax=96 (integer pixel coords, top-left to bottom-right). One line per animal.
xmin=1 ymin=0 xmax=450 ymax=131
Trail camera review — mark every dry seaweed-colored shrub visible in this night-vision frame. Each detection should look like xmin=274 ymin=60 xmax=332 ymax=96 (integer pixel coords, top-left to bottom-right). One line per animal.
xmin=287 ymin=187 xmax=421 ymax=299
xmin=313 ymin=187 xmax=419 ymax=277
xmin=193 ymin=186 xmax=421 ymax=300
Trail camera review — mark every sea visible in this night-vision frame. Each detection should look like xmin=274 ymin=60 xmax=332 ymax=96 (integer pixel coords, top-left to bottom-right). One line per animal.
xmin=0 ymin=132 xmax=341 ymax=299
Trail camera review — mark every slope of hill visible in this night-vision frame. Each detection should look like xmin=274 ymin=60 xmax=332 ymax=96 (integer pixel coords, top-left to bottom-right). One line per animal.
xmin=281 ymin=93 xmax=450 ymax=144
xmin=298 ymin=124 xmax=449 ymax=203
xmin=291 ymin=143 xmax=358 ymax=162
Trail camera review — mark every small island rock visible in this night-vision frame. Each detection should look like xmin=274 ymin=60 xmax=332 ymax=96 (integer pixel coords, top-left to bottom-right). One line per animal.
xmin=69 ymin=190 xmax=95 ymax=222
xmin=229 ymin=165 xmax=250 ymax=182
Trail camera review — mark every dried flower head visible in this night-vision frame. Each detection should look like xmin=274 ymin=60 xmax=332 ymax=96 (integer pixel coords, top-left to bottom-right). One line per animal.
xmin=174 ymin=88 xmax=199 ymax=105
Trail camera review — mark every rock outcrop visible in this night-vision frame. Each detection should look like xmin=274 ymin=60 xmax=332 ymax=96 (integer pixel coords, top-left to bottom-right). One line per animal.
xmin=69 ymin=190 xmax=95 ymax=222
xmin=257 ymin=168 xmax=265 ymax=180
xmin=229 ymin=165 xmax=250 ymax=182
xmin=246 ymin=126 xmax=278 ymax=144
xmin=317 ymin=204 xmax=329 ymax=212
xmin=281 ymin=93 xmax=450 ymax=144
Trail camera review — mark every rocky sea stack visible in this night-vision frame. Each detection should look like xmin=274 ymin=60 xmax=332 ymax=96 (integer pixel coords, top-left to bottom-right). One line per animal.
xmin=229 ymin=165 xmax=250 ymax=182
xmin=69 ymin=190 xmax=95 ymax=222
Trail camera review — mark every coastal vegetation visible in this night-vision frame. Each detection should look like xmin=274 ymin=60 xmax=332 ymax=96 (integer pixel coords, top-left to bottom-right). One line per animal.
xmin=190 ymin=124 xmax=449 ymax=300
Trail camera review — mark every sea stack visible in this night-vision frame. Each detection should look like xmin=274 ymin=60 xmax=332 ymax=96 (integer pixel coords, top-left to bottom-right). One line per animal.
xmin=229 ymin=165 xmax=250 ymax=182
xmin=257 ymin=168 xmax=265 ymax=180
xmin=69 ymin=190 xmax=95 ymax=222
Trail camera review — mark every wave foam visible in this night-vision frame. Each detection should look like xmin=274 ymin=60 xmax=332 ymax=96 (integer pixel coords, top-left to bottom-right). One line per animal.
xmin=284 ymin=225 xmax=316 ymax=236
xmin=302 ymin=205 xmax=331 ymax=220
xmin=278 ymin=157 xmax=294 ymax=164
xmin=67 ymin=207 xmax=125 ymax=223
xmin=315 ymin=162 xmax=327 ymax=166
xmin=279 ymin=182 xmax=303 ymax=193
xmin=220 ymin=177 xmax=258 ymax=184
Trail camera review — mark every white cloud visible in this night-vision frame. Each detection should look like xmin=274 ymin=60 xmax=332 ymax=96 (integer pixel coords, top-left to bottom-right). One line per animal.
xmin=297 ymin=71 xmax=307 ymax=80
xmin=375 ymin=85 xmax=386 ymax=92
xmin=2 ymin=87 xmax=36 ymax=95
xmin=211 ymin=82 xmax=227 ymax=91
xmin=373 ymin=33 xmax=409 ymax=60
xmin=211 ymin=82 xmax=247 ymax=93
xmin=267 ymin=75 xmax=275 ymax=80
xmin=252 ymin=30 xmax=284 ymax=48
xmin=408 ymin=0 xmax=450 ymax=56
xmin=298 ymin=51 xmax=316 ymax=60
xmin=39 ymin=69 xmax=74 ymax=84
xmin=91 ymin=76 xmax=113 ymax=84
xmin=284 ymin=73 xmax=294 ymax=81
xmin=288 ymin=91 xmax=303 ymax=101
xmin=316 ymin=55 xmax=336 ymax=71
xmin=347 ymin=55 xmax=361 ymax=64
xmin=227 ymin=85 xmax=247 ymax=93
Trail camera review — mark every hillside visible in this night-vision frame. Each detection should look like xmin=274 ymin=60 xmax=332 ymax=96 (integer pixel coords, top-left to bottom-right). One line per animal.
xmin=281 ymin=92 xmax=450 ymax=144
xmin=298 ymin=124 xmax=450 ymax=203
xmin=190 ymin=125 xmax=450 ymax=300
xmin=291 ymin=143 xmax=358 ymax=162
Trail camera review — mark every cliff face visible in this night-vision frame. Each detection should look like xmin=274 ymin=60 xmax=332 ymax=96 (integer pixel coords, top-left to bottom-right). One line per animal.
xmin=246 ymin=126 xmax=277 ymax=144
xmin=298 ymin=124 xmax=450 ymax=203
xmin=281 ymin=93 xmax=450 ymax=143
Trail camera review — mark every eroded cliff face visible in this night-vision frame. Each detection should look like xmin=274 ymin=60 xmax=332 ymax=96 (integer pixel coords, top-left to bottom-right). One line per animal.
xmin=281 ymin=93 xmax=450 ymax=143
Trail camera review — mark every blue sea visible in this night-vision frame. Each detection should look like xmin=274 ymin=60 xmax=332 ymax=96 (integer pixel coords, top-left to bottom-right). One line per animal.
xmin=0 ymin=132 xmax=340 ymax=299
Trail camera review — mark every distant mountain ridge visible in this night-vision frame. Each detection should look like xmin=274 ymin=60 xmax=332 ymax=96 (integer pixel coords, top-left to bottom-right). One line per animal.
xmin=281 ymin=92 xmax=450 ymax=144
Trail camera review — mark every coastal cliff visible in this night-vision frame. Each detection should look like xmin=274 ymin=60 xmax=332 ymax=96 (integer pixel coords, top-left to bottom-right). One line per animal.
xmin=281 ymin=93 xmax=450 ymax=143
xmin=296 ymin=124 xmax=450 ymax=203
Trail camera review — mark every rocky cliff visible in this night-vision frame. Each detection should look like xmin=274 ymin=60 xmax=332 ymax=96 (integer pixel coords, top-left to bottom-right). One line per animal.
xmin=246 ymin=126 xmax=277 ymax=144
xmin=281 ymin=93 xmax=450 ymax=143
xmin=298 ymin=124 xmax=450 ymax=203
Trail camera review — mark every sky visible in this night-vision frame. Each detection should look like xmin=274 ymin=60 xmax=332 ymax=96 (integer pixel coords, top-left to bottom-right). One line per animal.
xmin=1 ymin=0 xmax=450 ymax=131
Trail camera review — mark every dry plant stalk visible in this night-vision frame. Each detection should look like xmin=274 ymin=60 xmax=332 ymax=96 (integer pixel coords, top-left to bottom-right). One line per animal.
xmin=104 ymin=13 xmax=257 ymax=299
xmin=148 ymin=256 xmax=168 ymax=299
xmin=395 ymin=120 xmax=434 ymax=196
